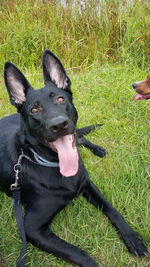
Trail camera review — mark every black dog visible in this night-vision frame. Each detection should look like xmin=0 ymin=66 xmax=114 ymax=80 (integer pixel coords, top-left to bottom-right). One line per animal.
xmin=0 ymin=50 xmax=148 ymax=266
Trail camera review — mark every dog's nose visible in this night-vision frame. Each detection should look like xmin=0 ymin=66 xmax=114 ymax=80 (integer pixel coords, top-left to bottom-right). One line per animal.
xmin=132 ymin=83 xmax=137 ymax=89
xmin=51 ymin=121 xmax=69 ymax=133
xmin=49 ymin=117 xmax=69 ymax=133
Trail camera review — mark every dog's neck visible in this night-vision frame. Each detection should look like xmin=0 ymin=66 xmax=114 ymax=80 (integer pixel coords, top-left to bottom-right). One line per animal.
xmin=29 ymin=143 xmax=59 ymax=163
xmin=18 ymin=132 xmax=59 ymax=163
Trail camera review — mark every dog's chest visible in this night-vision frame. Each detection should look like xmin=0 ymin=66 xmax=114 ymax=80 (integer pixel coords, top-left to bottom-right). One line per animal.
xmin=20 ymin=161 xmax=86 ymax=201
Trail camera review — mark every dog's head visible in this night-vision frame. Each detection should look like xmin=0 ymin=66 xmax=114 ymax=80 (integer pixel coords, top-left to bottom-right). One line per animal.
xmin=4 ymin=50 xmax=79 ymax=177
xmin=132 ymin=74 xmax=150 ymax=101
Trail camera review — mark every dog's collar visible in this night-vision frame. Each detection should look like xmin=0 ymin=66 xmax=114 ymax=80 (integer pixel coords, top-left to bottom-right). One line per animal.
xmin=29 ymin=148 xmax=59 ymax=167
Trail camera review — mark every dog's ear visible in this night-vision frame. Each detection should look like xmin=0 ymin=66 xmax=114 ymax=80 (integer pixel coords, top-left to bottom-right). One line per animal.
xmin=42 ymin=50 xmax=71 ymax=91
xmin=4 ymin=62 xmax=31 ymax=109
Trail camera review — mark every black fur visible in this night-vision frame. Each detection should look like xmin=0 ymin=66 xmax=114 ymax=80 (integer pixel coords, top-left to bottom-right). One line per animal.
xmin=0 ymin=50 xmax=148 ymax=266
xmin=76 ymin=124 xmax=106 ymax=157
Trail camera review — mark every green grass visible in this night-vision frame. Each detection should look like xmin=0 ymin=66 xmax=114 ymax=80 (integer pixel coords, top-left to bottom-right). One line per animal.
xmin=0 ymin=0 xmax=150 ymax=71
xmin=0 ymin=63 xmax=149 ymax=267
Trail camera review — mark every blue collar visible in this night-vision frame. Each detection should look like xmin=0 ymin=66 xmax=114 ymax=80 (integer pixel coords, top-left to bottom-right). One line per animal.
xmin=29 ymin=148 xmax=59 ymax=168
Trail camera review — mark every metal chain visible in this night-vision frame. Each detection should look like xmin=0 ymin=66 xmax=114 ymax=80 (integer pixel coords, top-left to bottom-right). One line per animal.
xmin=10 ymin=150 xmax=33 ymax=190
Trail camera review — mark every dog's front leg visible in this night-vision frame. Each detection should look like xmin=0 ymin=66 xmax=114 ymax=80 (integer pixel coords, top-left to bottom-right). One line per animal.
xmin=24 ymin=208 xmax=99 ymax=267
xmin=83 ymin=180 xmax=148 ymax=257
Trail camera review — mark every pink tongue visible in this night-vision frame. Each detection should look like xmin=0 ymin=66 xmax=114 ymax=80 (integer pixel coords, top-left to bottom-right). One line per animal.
xmin=134 ymin=93 xmax=144 ymax=101
xmin=133 ymin=93 xmax=150 ymax=101
xmin=53 ymin=135 xmax=79 ymax=177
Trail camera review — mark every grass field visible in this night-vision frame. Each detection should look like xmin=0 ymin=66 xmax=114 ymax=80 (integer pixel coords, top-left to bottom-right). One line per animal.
xmin=0 ymin=0 xmax=150 ymax=71
xmin=0 ymin=62 xmax=149 ymax=267
xmin=0 ymin=0 xmax=150 ymax=266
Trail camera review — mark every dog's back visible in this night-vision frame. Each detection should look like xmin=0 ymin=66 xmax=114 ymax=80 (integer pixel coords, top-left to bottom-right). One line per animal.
xmin=0 ymin=114 xmax=21 ymax=194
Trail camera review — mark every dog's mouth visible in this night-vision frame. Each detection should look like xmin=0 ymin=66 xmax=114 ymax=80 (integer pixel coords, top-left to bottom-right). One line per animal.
xmin=133 ymin=93 xmax=150 ymax=101
xmin=48 ymin=134 xmax=79 ymax=177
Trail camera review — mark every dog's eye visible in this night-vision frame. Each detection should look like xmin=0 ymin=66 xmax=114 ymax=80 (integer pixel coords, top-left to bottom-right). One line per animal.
xmin=31 ymin=107 xmax=40 ymax=114
xmin=54 ymin=97 xmax=65 ymax=104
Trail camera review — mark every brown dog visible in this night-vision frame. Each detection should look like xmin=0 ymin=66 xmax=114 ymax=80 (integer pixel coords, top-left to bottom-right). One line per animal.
xmin=132 ymin=74 xmax=150 ymax=100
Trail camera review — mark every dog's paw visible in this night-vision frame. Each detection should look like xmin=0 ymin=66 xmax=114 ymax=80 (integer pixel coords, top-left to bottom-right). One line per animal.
xmin=122 ymin=231 xmax=149 ymax=257
xmin=91 ymin=145 xmax=106 ymax=158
